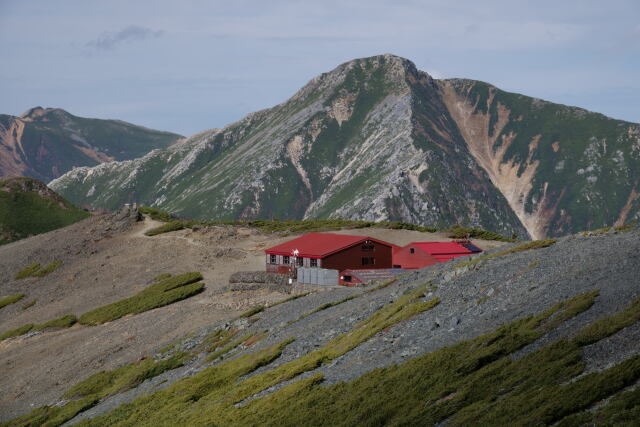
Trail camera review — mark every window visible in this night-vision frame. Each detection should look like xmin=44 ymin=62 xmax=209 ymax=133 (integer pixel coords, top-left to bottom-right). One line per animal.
xmin=296 ymin=257 xmax=303 ymax=266
xmin=283 ymin=255 xmax=290 ymax=264
xmin=410 ymin=247 xmax=415 ymax=254
xmin=362 ymin=241 xmax=375 ymax=252
xmin=310 ymin=258 xmax=318 ymax=267
xmin=270 ymin=254 xmax=276 ymax=264
xmin=361 ymin=257 xmax=375 ymax=266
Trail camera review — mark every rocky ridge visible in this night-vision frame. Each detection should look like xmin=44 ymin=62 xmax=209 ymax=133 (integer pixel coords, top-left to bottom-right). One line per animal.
xmin=50 ymin=55 xmax=640 ymax=238
xmin=0 ymin=107 xmax=183 ymax=182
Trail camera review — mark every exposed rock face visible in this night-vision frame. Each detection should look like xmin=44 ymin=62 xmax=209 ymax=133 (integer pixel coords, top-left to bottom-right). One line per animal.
xmin=0 ymin=107 xmax=183 ymax=182
xmin=50 ymin=55 xmax=640 ymax=238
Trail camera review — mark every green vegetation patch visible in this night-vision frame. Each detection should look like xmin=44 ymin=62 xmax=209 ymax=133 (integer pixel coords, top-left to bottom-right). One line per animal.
xmin=581 ymin=224 xmax=636 ymax=236
xmin=7 ymin=353 xmax=189 ymax=427
xmin=573 ymin=297 xmax=640 ymax=346
xmin=0 ymin=178 xmax=90 ymax=245
xmin=456 ymin=239 xmax=558 ymax=269
xmin=207 ymin=332 xmax=258 ymax=362
xmin=228 ymin=284 xmax=440 ymax=404
xmin=0 ymin=293 xmax=25 ymax=309
xmin=142 ymin=218 xmax=517 ymax=244
xmin=152 ymin=273 xmax=172 ymax=282
xmin=267 ymin=292 xmax=313 ymax=308
xmin=78 ymin=272 xmax=204 ymax=326
xmin=239 ymin=306 xmax=266 ymax=318
xmin=447 ymin=225 xmax=517 ymax=242
xmin=0 ymin=314 xmax=77 ymax=341
xmin=78 ymin=338 xmax=294 ymax=426
xmin=139 ymin=206 xmax=175 ymax=222
xmin=288 ymin=279 xmax=401 ymax=327
xmin=3 ymin=396 xmax=98 ymax=427
xmin=21 ymin=299 xmax=36 ymax=310
xmin=144 ymin=220 xmax=193 ymax=236
xmin=74 ymin=290 xmax=611 ymax=426
xmin=14 ymin=261 xmax=63 ymax=279
xmin=64 ymin=352 xmax=188 ymax=400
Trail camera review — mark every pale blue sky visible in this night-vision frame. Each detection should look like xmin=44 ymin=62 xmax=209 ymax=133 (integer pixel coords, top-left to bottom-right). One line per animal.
xmin=0 ymin=0 xmax=638 ymax=136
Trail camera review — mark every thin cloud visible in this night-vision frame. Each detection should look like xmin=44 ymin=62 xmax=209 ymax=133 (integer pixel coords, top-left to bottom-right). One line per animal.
xmin=85 ymin=25 xmax=164 ymax=51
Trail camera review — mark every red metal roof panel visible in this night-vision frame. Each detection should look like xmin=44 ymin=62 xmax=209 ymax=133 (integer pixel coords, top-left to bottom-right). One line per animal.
xmin=410 ymin=241 xmax=476 ymax=255
xmin=265 ymin=232 xmax=392 ymax=258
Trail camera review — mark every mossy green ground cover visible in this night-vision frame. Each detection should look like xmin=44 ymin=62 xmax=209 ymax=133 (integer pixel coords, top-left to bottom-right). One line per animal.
xmin=0 ymin=294 xmax=24 ymax=309
xmin=0 ymin=314 xmax=77 ymax=341
xmin=141 ymin=210 xmax=513 ymax=242
xmin=1 ymin=272 xmax=205 ymax=341
xmin=77 ymin=290 xmax=640 ymax=427
xmin=63 ymin=353 xmax=188 ymax=401
xmin=78 ymin=272 xmax=204 ymax=325
xmin=14 ymin=261 xmax=63 ymax=279
xmin=7 ymin=288 xmax=640 ymax=426
xmin=0 ymin=178 xmax=89 ymax=245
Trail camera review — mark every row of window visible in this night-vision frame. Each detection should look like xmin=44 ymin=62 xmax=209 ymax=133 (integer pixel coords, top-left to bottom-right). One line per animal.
xmin=269 ymin=255 xmax=317 ymax=267
xmin=268 ymin=255 xmax=375 ymax=267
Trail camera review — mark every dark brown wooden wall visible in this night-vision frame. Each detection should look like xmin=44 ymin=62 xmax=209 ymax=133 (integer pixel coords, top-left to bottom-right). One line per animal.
xmin=322 ymin=241 xmax=392 ymax=271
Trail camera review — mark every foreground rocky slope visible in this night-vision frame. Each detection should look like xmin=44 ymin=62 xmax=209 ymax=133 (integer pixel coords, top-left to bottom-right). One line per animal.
xmin=0 ymin=177 xmax=89 ymax=245
xmin=51 ymin=54 xmax=640 ymax=238
xmin=1 ymin=210 xmax=498 ymax=421
xmin=0 ymin=107 xmax=182 ymax=182
xmin=3 ymin=222 xmax=639 ymax=425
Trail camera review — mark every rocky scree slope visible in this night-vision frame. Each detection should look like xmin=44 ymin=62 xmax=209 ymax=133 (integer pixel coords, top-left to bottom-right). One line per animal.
xmin=0 ymin=177 xmax=89 ymax=245
xmin=29 ymin=227 xmax=640 ymax=426
xmin=0 ymin=107 xmax=182 ymax=182
xmin=50 ymin=55 xmax=640 ymax=238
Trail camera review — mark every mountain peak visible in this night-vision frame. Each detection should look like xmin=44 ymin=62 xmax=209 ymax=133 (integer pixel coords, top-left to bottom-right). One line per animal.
xmin=20 ymin=106 xmax=48 ymax=120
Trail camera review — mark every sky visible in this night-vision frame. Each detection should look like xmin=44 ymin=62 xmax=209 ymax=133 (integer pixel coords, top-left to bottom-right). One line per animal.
xmin=0 ymin=0 xmax=638 ymax=136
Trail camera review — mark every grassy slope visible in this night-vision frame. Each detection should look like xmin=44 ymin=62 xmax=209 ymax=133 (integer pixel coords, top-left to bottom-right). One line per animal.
xmin=0 ymin=178 xmax=89 ymax=245
xmin=13 ymin=289 xmax=633 ymax=426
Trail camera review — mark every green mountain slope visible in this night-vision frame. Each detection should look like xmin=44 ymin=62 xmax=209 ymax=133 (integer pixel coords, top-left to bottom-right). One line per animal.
xmin=0 ymin=177 xmax=90 ymax=245
xmin=50 ymin=55 xmax=640 ymax=238
xmin=441 ymin=79 xmax=640 ymax=238
xmin=0 ymin=107 xmax=183 ymax=182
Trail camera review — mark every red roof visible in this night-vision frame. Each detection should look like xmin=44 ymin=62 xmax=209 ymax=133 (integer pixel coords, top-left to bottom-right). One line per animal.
xmin=265 ymin=232 xmax=393 ymax=258
xmin=408 ymin=241 xmax=482 ymax=262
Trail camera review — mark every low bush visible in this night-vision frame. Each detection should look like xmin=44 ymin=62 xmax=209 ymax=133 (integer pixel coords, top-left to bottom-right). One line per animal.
xmin=139 ymin=206 xmax=176 ymax=222
xmin=3 ymin=396 xmax=98 ymax=427
xmin=14 ymin=262 xmax=41 ymax=279
xmin=34 ymin=314 xmax=77 ymax=330
xmin=447 ymin=224 xmax=516 ymax=242
xmin=64 ymin=352 xmax=188 ymax=400
xmin=144 ymin=220 xmax=194 ymax=236
xmin=14 ymin=261 xmax=63 ymax=279
xmin=153 ymin=273 xmax=173 ymax=282
xmin=0 ymin=293 xmax=25 ymax=309
xmin=207 ymin=333 xmax=257 ymax=362
xmin=0 ymin=323 xmax=34 ymax=341
xmin=0 ymin=314 xmax=77 ymax=341
xmin=78 ymin=272 xmax=204 ymax=326
xmin=21 ymin=299 xmax=36 ymax=310
xmin=239 ymin=306 xmax=266 ymax=318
